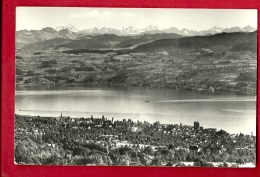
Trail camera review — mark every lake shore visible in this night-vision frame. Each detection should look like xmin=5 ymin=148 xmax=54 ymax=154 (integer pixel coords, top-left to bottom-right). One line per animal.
xmin=15 ymin=88 xmax=256 ymax=135
xmin=16 ymin=83 xmax=257 ymax=94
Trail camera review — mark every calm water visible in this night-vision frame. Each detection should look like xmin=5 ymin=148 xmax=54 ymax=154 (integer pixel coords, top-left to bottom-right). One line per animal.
xmin=15 ymin=86 xmax=256 ymax=135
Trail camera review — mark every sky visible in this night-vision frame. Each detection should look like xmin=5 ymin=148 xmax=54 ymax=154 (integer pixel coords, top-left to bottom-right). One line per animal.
xmin=16 ymin=7 xmax=258 ymax=31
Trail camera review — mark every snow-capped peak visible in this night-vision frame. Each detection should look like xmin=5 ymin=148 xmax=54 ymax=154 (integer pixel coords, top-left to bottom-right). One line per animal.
xmin=243 ymin=25 xmax=257 ymax=32
xmin=55 ymin=24 xmax=79 ymax=33
xmin=181 ymin=28 xmax=190 ymax=34
xmin=211 ymin=26 xmax=223 ymax=30
xmin=42 ymin=27 xmax=57 ymax=33
xmin=143 ymin=25 xmax=159 ymax=31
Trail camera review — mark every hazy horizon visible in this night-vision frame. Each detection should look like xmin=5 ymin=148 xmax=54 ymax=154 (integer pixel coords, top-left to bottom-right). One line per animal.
xmin=16 ymin=7 xmax=257 ymax=31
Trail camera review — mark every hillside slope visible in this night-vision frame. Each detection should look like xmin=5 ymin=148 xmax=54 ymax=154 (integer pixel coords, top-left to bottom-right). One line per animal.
xmin=114 ymin=33 xmax=183 ymax=48
xmin=132 ymin=31 xmax=257 ymax=53
xmin=21 ymin=34 xmax=132 ymax=50
xmin=21 ymin=38 xmax=72 ymax=50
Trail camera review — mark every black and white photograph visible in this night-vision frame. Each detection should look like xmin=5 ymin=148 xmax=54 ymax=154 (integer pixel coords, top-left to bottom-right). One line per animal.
xmin=15 ymin=7 xmax=257 ymax=167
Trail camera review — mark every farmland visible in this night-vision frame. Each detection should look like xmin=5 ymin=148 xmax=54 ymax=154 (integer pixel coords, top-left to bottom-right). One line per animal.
xmin=16 ymin=48 xmax=256 ymax=92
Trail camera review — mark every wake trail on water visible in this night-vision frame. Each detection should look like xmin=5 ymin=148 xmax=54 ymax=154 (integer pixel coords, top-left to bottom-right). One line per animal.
xmin=153 ymin=99 xmax=256 ymax=103
xmin=221 ymin=109 xmax=255 ymax=113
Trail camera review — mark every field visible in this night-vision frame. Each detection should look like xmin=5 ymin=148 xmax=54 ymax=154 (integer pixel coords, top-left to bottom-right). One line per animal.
xmin=16 ymin=48 xmax=256 ymax=92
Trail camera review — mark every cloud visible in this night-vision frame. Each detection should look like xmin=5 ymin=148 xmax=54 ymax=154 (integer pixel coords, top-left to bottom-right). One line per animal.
xmin=87 ymin=10 xmax=99 ymax=16
xmin=70 ymin=10 xmax=114 ymax=18
xmin=70 ymin=13 xmax=85 ymax=18
xmin=103 ymin=11 xmax=113 ymax=16
xmin=120 ymin=13 xmax=137 ymax=18
xmin=70 ymin=10 xmax=136 ymax=19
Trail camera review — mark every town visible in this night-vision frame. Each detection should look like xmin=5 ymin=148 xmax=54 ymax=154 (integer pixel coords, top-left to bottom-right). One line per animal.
xmin=15 ymin=114 xmax=256 ymax=167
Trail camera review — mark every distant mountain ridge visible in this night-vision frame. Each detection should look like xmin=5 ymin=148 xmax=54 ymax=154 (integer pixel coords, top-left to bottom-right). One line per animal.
xmin=77 ymin=25 xmax=256 ymax=36
xmin=16 ymin=27 xmax=78 ymax=48
xmin=16 ymin=24 xmax=257 ymax=48
xmin=20 ymin=31 xmax=257 ymax=55
xmin=20 ymin=33 xmax=183 ymax=50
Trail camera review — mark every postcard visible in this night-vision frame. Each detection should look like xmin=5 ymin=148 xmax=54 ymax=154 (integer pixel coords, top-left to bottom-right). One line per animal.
xmin=15 ymin=7 xmax=257 ymax=167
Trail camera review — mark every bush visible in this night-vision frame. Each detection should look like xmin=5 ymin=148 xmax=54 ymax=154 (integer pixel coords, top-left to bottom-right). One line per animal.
xmin=165 ymin=161 xmax=174 ymax=166
xmin=151 ymin=156 xmax=163 ymax=166
xmin=144 ymin=146 xmax=155 ymax=156
xmin=83 ymin=142 xmax=107 ymax=153
xmin=72 ymin=146 xmax=91 ymax=156
xmin=194 ymin=157 xmax=214 ymax=167
xmin=175 ymin=162 xmax=186 ymax=167
xmin=236 ymin=157 xmax=245 ymax=164
xmin=116 ymin=155 xmax=131 ymax=166
xmin=16 ymin=55 xmax=23 ymax=59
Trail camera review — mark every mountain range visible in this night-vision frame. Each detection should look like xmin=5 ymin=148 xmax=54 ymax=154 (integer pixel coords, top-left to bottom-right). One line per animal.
xmin=76 ymin=24 xmax=256 ymax=36
xmin=16 ymin=24 xmax=257 ymax=93
xmin=16 ymin=24 xmax=257 ymax=48
xmin=20 ymin=33 xmax=183 ymax=51
xmin=20 ymin=30 xmax=257 ymax=56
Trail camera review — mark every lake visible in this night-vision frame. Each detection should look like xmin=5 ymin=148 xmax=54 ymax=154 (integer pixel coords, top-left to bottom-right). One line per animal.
xmin=15 ymin=86 xmax=256 ymax=135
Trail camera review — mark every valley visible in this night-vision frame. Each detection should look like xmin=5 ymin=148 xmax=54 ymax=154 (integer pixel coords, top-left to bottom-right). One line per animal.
xmin=16 ymin=31 xmax=257 ymax=93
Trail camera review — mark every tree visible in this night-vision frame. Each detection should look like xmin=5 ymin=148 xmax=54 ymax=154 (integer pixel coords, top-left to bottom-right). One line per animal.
xmin=139 ymin=153 xmax=152 ymax=166
xmin=15 ymin=141 xmax=28 ymax=163
xmin=221 ymin=152 xmax=229 ymax=162
xmin=151 ymin=156 xmax=163 ymax=166
xmin=84 ymin=154 xmax=104 ymax=165
xmin=144 ymin=146 xmax=154 ymax=156
xmin=165 ymin=161 xmax=174 ymax=166
xmin=45 ymin=154 xmax=59 ymax=164
xmin=103 ymin=156 xmax=113 ymax=165
xmin=109 ymin=150 xmax=120 ymax=164
xmin=236 ymin=157 xmax=245 ymax=164
xmin=72 ymin=146 xmax=90 ymax=156
xmin=168 ymin=144 xmax=174 ymax=149
xmin=116 ymin=155 xmax=131 ymax=166
xmin=175 ymin=162 xmax=186 ymax=167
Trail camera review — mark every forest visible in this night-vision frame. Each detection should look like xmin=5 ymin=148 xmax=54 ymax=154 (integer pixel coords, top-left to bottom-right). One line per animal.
xmin=15 ymin=115 xmax=256 ymax=167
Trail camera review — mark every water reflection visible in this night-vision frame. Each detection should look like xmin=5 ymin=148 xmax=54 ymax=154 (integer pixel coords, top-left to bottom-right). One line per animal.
xmin=15 ymin=86 xmax=256 ymax=135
